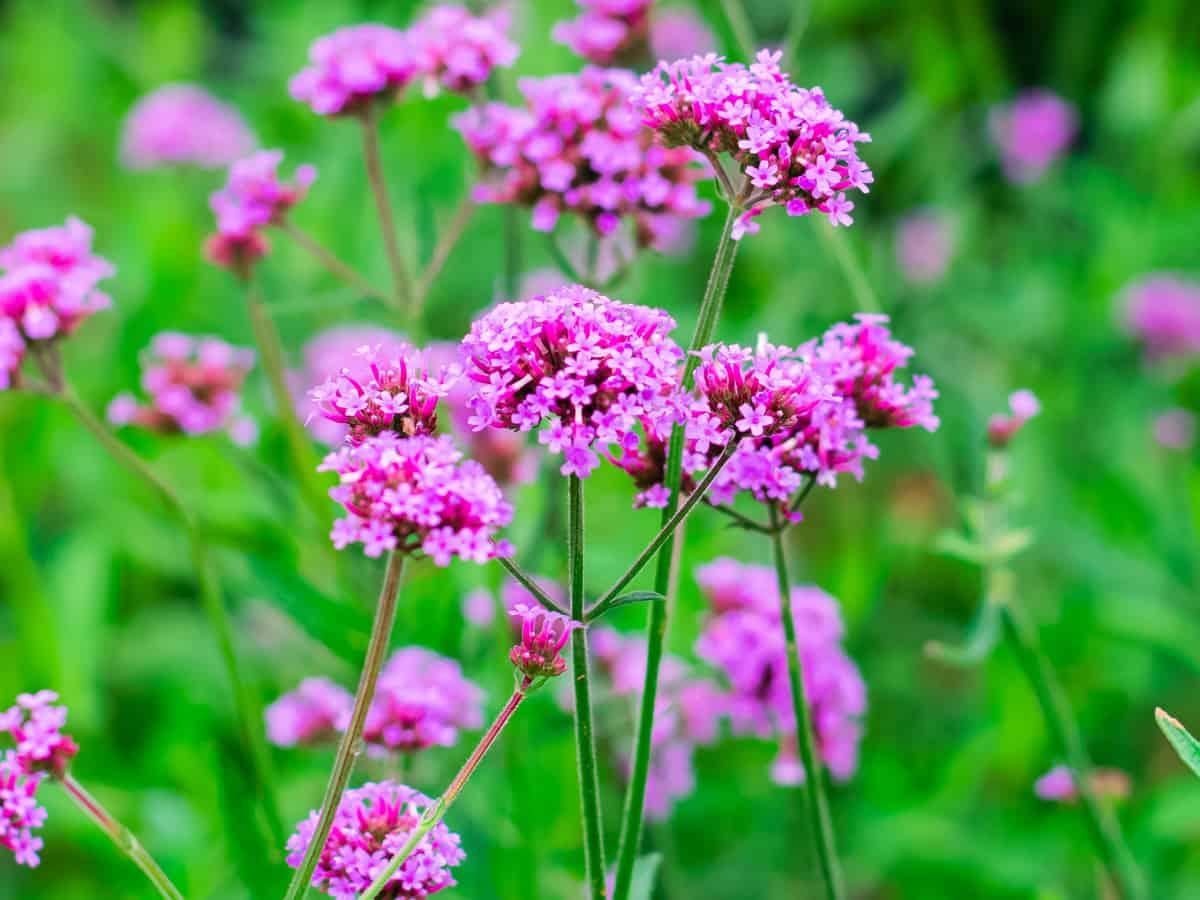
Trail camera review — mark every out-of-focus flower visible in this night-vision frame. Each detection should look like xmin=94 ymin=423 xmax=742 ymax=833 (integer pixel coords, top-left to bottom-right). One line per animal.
xmin=107 ymin=333 xmax=257 ymax=443
xmin=553 ymin=0 xmax=653 ymax=64
xmin=694 ymin=560 xmax=866 ymax=785
xmin=988 ymin=90 xmax=1077 ymax=184
xmin=286 ymin=780 xmax=464 ymax=898
xmin=986 ymin=389 xmax=1040 ymax=449
xmin=1153 ymin=408 xmax=1196 ymax=451
xmin=509 ymin=604 xmax=581 ymax=680
xmin=321 ymin=433 xmax=514 ymax=563
xmin=1034 ymin=764 xmax=1131 ymax=804
xmin=648 ymin=9 xmax=716 ymax=61
xmin=632 ymin=50 xmax=873 ymax=237
xmin=120 ymin=84 xmax=255 ymax=170
xmin=290 ymin=25 xmax=420 ymax=117
xmin=265 ymin=678 xmax=354 ymax=748
xmin=461 ymin=285 xmax=685 ymax=479
xmin=362 ymin=648 xmax=484 ymax=754
xmin=895 ymin=210 xmax=956 ymax=285
xmin=462 ymin=589 xmax=497 ymax=628
xmin=454 ymin=68 xmax=711 ymax=249
xmin=1122 ymin=275 xmax=1200 ymax=361
xmin=409 ymin=5 xmax=518 ymax=95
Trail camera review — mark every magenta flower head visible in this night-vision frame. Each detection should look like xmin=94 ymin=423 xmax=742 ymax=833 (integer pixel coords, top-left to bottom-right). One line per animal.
xmin=1122 ymin=274 xmax=1200 ymax=361
xmin=808 ymin=314 xmax=939 ymax=431
xmin=120 ymin=84 xmax=255 ymax=170
xmin=509 ymin=603 xmax=582 ymax=683
xmin=986 ymin=389 xmax=1040 ymax=449
xmin=461 ymin=285 xmax=685 ymax=479
xmin=895 ymin=209 xmax=956 ymax=286
xmin=632 ymin=50 xmax=873 ymax=238
xmin=309 ymin=343 xmax=460 ymax=446
xmin=552 ymin=0 xmax=653 ymax=64
xmin=989 ymin=89 xmax=1077 ymax=184
xmin=454 ymin=68 xmax=711 ymax=249
xmin=409 ymin=4 xmax=518 ymax=95
xmin=265 ymin=678 xmax=354 ymax=749
xmin=648 ymin=9 xmax=716 ymax=61
xmin=290 ymin=24 xmax=419 ymax=117
xmin=361 ymin=648 xmax=484 ymax=754
xmin=321 ymin=433 xmax=514 ymax=563
xmin=107 ymin=333 xmax=257 ymax=444
xmin=286 ymin=780 xmax=464 ymax=898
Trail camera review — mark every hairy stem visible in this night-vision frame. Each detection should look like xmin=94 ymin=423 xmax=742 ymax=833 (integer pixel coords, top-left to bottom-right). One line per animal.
xmin=359 ymin=114 xmax=413 ymax=318
xmin=278 ymin=222 xmax=387 ymax=301
xmin=283 ymin=551 xmax=406 ymax=900
xmin=497 ymin=555 xmax=569 ymax=616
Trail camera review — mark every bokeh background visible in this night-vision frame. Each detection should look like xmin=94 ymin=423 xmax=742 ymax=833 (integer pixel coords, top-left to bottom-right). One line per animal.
xmin=2 ymin=0 xmax=1200 ymax=897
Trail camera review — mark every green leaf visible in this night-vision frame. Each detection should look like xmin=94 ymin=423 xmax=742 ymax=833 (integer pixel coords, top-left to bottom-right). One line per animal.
xmin=1156 ymin=708 xmax=1200 ymax=779
xmin=628 ymin=852 xmax=663 ymax=900
xmin=607 ymin=591 xmax=665 ymax=611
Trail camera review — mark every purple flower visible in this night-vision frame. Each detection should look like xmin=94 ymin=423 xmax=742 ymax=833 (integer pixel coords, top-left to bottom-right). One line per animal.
xmin=320 ymin=433 xmax=514 ymax=563
xmin=509 ymin=604 xmax=582 ymax=680
xmin=108 ymin=333 xmax=257 ymax=443
xmin=290 ymin=25 xmax=420 ymax=117
xmin=1122 ymin=274 xmax=1200 ymax=361
xmin=986 ymin=389 xmax=1040 ymax=448
xmin=552 ymin=0 xmax=653 ymax=64
xmin=1034 ymin=764 xmax=1130 ymax=805
xmin=361 ymin=648 xmax=484 ymax=754
xmin=895 ymin=209 xmax=955 ymax=285
xmin=460 ymin=285 xmax=685 ymax=479
xmin=632 ymin=50 xmax=873 ymax=236
xmin=409 ymin=5 xmax=518 ymax=95
xmin=454 ymin=68 xmax=711 ymax=249
xmin=286 ymin=780 xmax=464 ymax=898
xmin=989 ymin=89 xmax=1077 ymax=184
xmin=120 ymin=84 xmax=255 ymax=170
xmin=1153 ymin=408 xmax=1196 ymax=451
xmin=266 ymin=678 xmax=354 ymax=748
xmin=648 ymin=9 xmax=716 ymax=61
xmin=461 ymin=589 xmax=497 ymax=628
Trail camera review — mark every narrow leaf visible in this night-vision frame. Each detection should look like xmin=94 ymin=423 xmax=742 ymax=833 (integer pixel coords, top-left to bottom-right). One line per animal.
xmin=607 ymin=591 xmax=665 ymax=611
xmin=1156 ymin=708 xmax=1200 ymax=779
xmin=628 ymin=852 xmax=663 ymax=900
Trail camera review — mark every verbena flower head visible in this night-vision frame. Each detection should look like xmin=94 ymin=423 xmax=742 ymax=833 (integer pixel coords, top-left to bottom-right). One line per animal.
xmin=409 ymin=5 xmax=518 ymax=95
xmin=107 ymin=332 xmax=257 ymax=444
xmin=286 ymin=780 xmax=464 ymax=898
xmin=1034 ymin=764 xmax=1130 ymax=804
xmin=0 ymin=218 xmax=115 ymax=389
xmin=461 ymin=285 xmax=685 ymax=478
xmin=120 ymin=84 xmax=255 ymax=169
xmin=895 ymin=209 xmax=955 ymax=285
xmin=1153 ymin=408 xmax=1196 ymax=451
xmin=509 ymin=604 xmax=582 ymax=681
xmin=632 ymin=50 xmax=873 ymax=238
xmin=362 ymin=648 xmax=484 ymax=753
xmin=986 ymin=389 xmax=1040 ymax=449
xmin=462 ymin=589 xmax=497 ymax=628
xmin=309 ymin=343 xmax=459 ymax=446
xmin=552 ymin=0 xmax=653 ymax=64
xmin=694 ymin=561 xmax=866 ymax=785
xmin=1122 ymin=274 xmax=1200 ymax=361
xmin=989 ymin=89 xmax=1077 ymax=184
xmin=648 ymin=9 xmax=716 ymax=61
xmin=266 ymin=678 xmax=354 ymax=748
xmin=454 ymin=68 xmax=711 ymax=248
xmin=321 ymin=433 xmax=514 ymax=563
xmin=290 ymin=24 xmax=419 ymax=117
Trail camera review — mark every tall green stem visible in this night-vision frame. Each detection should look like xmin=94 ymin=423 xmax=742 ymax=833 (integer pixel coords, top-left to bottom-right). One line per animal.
xmin=283 ymin=551 xmax=406 ymax=900
xmin=568 ymin=474 xmax=607 ymax=899
xmin=359 ymin=114 xmax=413 ymax=319
xmin=769 ymin=507 xmax=844 ymax=900
xmin=278 ymin=221 xmax=387 ymax=302
xmin=56 ymin=385 xmax=285 ymax=851
xmin=59 ymin=774 xmax=185 ymax=900
xmin=611 ymin=206 xmax=740 ymax=900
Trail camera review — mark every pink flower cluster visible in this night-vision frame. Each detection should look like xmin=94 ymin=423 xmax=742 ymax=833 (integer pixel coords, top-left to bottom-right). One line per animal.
xmin=321 ymin=433 xmax=514 ymax=563
xmin=290 ymin=7 xmax=517 ymax=117
xmin=265 ymin=678 xmax=353 ymax=748
xmin=895 ymin=209 xmax=956 ymax=285
xmin=694 ymin=559 xmax=866 ymax=785
xmin=107 ymin=332 xmax=257 ymax=444
xmin=509 ymin=604 xmax=581 ymax=680
xmin=309 ymin=343 xmax=459 ymax=446
xmin=552 ymin=0 xmax=653 ymax=64
xmin=647 ymin=9 xmax=716 ymax=62
xmin=1122 ymin=274 xmax=1200 ymax=361
xmin=460 ymin=285 xmax=684 ymax=478
xmin=989 ymin=89 xmax=1077 ymax=184
xmin=1034 ymin=764 xmax=1130 ymax=804
xmin=632 ymin=50 xmax=873 ymax=238
xmin=120 ymin=84 xmax=255 ymax=170
xmin=1 ymin=691 xmax=79 ymax=868
xmin=986 ymin=389 xmax=1040 ymax=449
xmin=286 ymin=780 xmax=464 ymax=899
xmin=363 ymin=647 xmax=484 ymax=754
xmin=454 ymin=67 xmax=711 ymax=248
xmin=0 ymin=218 xmax=115 ymax=389
xmin=206 ymin=150 xmax=316 ymax=274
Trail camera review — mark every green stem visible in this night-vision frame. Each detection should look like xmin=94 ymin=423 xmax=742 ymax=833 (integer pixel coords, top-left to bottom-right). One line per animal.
xmin=278 ymin=222 xmax=388 ymax=302
xmin=568 ymin=474 xmax=607 ymax=899
xmin=59 ymin=774 xmax=185 ymax=900
xmin=496 ymin=555 xmax=569 ymax=616
xmin=611 ymin=205 xmax=741 ymax=900
xmin=359 ymin=686 xmax=528 ymax=900
xmin=503 ymin=206 xmax=522 ymax=299
xmin=769 ymin=506 xmax=844 ymax=900
xmin=57 ymin=386 xmax=285 ymax=851
xmin=359 ymin=114 xmax=413 ymax=318
xmin=815 ymin=219 xmax=880 ymax=314
xmin=282 ymin=551 xmax=407 ymax=900
xmin=415 ymin=195 xmax=477 ymax=304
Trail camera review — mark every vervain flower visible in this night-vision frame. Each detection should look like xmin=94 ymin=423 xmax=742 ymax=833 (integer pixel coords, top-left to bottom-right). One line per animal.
xmin=290 ymin=25 xmax=420 ymax=117
xmin=409 ymin=5 xmax=519 ymax=96
xmin=988 ymin=90 xmax=1077 ymax=184
xmin=1122 ymin=275 xmax=1200 ymax=361
xmin=1034 ymin=764 xmax=1131 ymax=804
xmin=120 ymin=84 xmax=255 ymax=170
xmin=361 ymin=648 xmax=484 ymax=755
xmin=895 ymin=209 xmax=956 ymax=285
xmin=509 ymin=604 xmax=582 ymax=680
xmin=986 ymin=389 xmax=1040 ymax=449
xmin=265 ymin=678 xmax=354 ymax=748
xmin=648 ymin=9 xmax=716 ymax=61
xmin=552 ymin=0 xmax=653 ymax=64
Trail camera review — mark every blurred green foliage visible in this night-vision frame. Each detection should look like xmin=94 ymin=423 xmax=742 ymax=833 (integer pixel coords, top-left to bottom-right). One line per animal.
xmin=2 ymin=0 xmax=1200 ymax=897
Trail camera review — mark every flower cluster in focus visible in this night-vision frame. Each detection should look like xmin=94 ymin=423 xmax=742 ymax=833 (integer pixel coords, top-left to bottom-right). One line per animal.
xmin=989 ymin=90 xmax=1077 ymax=184
xmin=120 ymin=84 xmax=255 ymax=170
xmin=509 ymin=603 xmax=581 ymax=681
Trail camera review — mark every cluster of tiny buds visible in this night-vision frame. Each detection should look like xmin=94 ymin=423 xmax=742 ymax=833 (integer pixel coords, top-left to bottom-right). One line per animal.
xmin=509 ymin=603 xmax=583 ymax=685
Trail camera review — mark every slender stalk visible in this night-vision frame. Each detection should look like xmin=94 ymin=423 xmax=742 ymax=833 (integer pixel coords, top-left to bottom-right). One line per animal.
xmin=278 ymin=221 xmax=388 ymax=301
xmin=359 ymin=686 xmax=528 ymax=900
xmin=769 ymin=506 xmax=844 ymax=900
xmin=283 ymin=551 xmax=407 ymax=900
xmin=815 ymin=220 xmax=880 ymax=314
xmin=503 ymin=206 xmax=522 ymax=299
xmin=497 ymin=555 xmax=569 ymax=615
xmin=59 ymin=774 xmax=185 ymax=900
xmin=56 ymin=385 xmax=285 ymax=850
xmin=359 ymin=114 xmax=413 ymax=316
xmin=568 ymin=474 xmax=607 ymax=899
xmin=547 ymin=233 xmax=585 ymax=284
xmin=415 ymin=196 xmax=477 ymax=304
xmin=611 ymin=206 xmax=741 ymax=900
